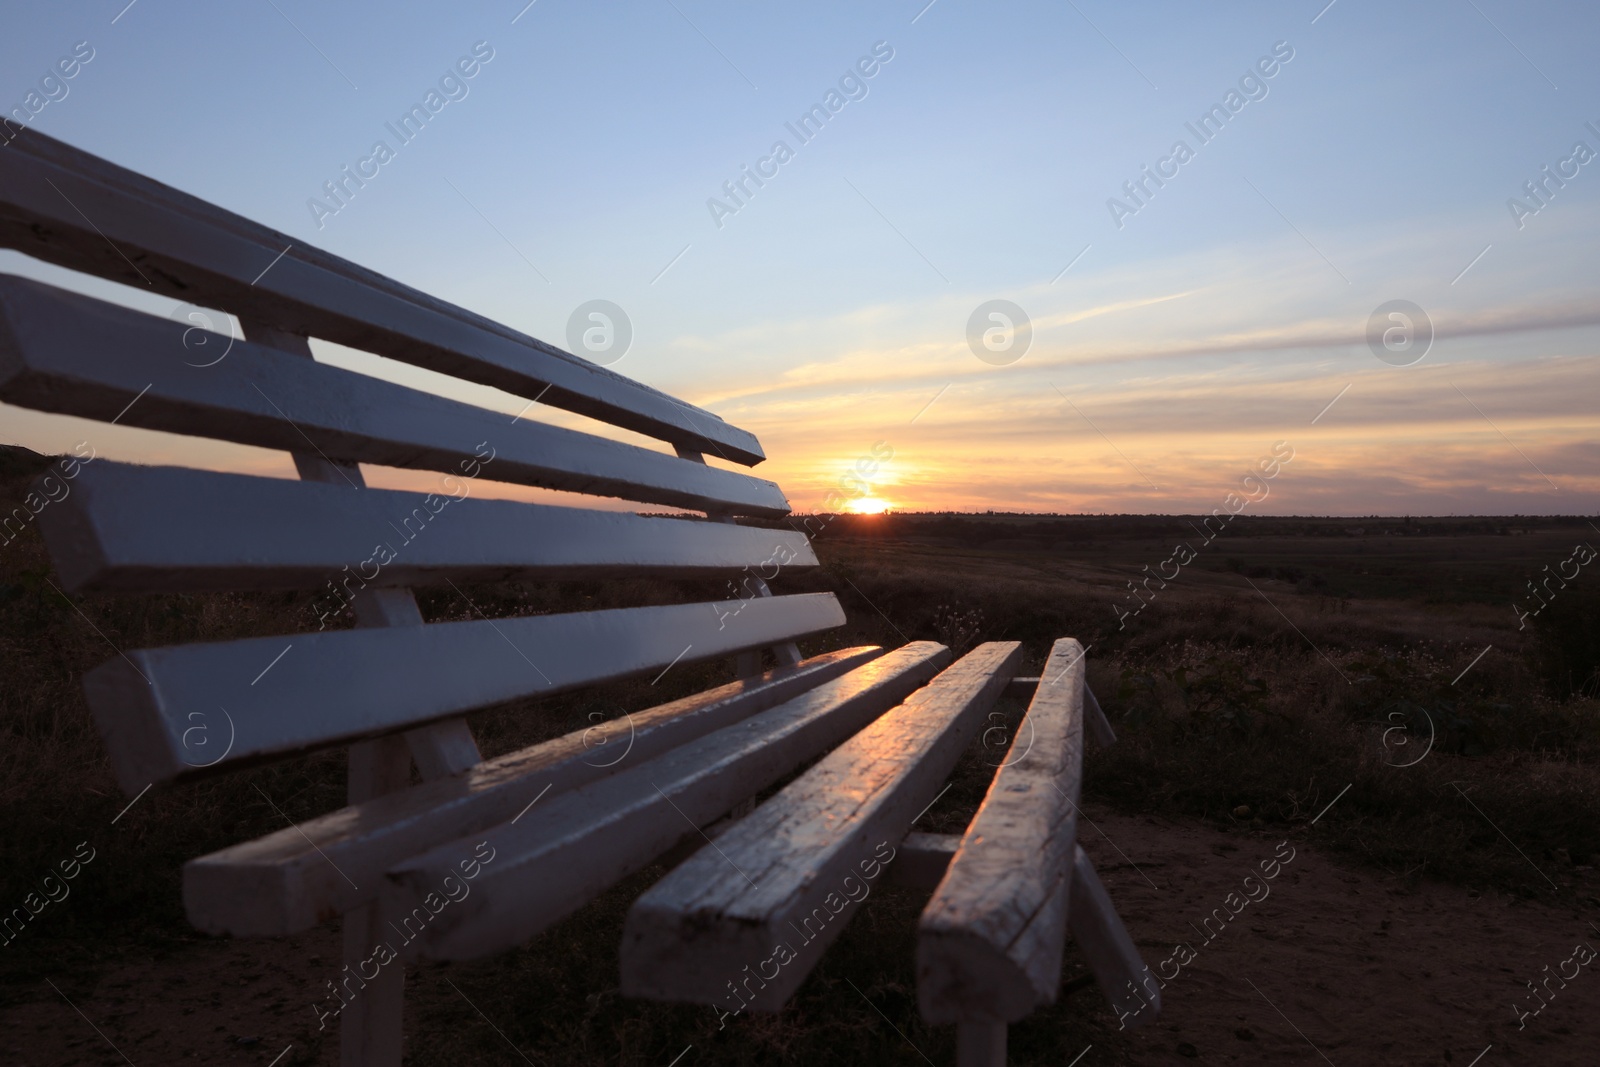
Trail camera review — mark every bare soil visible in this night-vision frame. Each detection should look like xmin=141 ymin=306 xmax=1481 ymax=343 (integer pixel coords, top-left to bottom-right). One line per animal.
xmin=5 ymin=805 xmax=1596 ymax=1066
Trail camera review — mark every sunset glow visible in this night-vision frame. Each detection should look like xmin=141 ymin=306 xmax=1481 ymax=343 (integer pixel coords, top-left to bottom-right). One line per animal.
xmin=0 ymin=5 xmax=1595 ymax=517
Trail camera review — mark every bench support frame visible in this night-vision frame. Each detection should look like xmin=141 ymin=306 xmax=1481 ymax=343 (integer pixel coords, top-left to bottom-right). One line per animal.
xmin=251 ymin=322 xmax=479 ymax=1067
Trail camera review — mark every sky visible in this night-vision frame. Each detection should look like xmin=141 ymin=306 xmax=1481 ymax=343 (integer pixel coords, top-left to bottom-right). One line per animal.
xmin=1 ymin=0 xmax=1598 ymax=516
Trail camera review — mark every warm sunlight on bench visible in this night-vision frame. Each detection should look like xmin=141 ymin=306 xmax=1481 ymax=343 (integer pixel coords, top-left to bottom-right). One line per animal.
xmin=0 ymin=130 xmax=1154 ymax=1067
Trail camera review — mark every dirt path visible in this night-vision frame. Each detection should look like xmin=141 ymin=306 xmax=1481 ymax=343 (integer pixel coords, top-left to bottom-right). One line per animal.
xmin=4 ymin=806 xmax=1596 ymax=1065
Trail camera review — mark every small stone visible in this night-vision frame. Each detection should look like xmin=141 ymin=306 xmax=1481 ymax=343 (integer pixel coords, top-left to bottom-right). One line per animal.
xmin=1177 ymin=1041 xmax=1198 ymax=1057
xmin=1233 ymin=804 xmax=1251 ymax=818
xmin=233 ymin=1036 xmax=260 ymax=1048
xmin=1235 ymin=1028 xmax=1255 ymax=1041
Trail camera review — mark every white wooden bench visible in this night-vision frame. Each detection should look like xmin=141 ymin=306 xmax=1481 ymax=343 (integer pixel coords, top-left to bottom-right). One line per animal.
xmin=0 ymin=130 xmax=1156 ymax=1066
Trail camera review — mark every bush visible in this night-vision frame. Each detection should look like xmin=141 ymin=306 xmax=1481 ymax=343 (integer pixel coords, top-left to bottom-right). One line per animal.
xmin=1532 ymin=587 xmax=1600 ymax=699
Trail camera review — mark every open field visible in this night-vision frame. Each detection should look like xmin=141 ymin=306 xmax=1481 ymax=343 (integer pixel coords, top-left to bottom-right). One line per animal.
xmin=2 ymin=448 xmax=1598 ymax=1065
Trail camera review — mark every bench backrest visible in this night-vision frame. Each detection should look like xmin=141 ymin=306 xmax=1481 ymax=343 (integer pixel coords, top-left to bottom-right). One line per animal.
xmin=0 ymin=129 xmax=840 ymax=795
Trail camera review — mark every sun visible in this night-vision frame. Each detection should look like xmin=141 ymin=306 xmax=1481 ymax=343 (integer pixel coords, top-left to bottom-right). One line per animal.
xmin=845 ymin=496 xmax=893 ymax=515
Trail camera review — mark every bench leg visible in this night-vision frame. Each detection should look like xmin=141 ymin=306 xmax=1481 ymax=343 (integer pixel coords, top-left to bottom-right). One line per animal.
xmin=1083 ymin=684 xmax=1117 ymax=748
xmin=956 ymin=1021 xmax=1006 ymax=1067
xmin=257 ymin=329 xmax=477 ymax=1065
xmin=736 ymin=643 xmax=803 ymax=678
xmin=340 ymin=735 xmax=412 ymax=1066
xmin=735 ymin=650 xmax=762 ymax=678
xmin=341 ymin=902 xmax=405 ymax=1066
xmin=1068 ymin=845 xmax=1159 ymax=1026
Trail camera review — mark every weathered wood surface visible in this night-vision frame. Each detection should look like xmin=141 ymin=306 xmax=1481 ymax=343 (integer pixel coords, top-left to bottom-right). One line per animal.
xmin=87 ymin=592 xmax=845 ymax=792
xmin=0 ymin=277 xmax=788 ymax=515
xmin=184 ymin=648 xmax=881 ymax=936
xmin=41 ymin=462 xmax=817 ymax=593
xmin=385 ymin=643 xmax=952 ymax=961
xmin=0 ymin=129 xmax=763 ymax=463
xmin=886 ymin=833 xmax=1159 ymax=1028
xmin=918 ymin=638 xmax=1086 ymax=1023
xmin=1068 ymin=845 xmax=1158 ymax=1025
xmin=619 ymin=641 xmax=1023 ymax=1011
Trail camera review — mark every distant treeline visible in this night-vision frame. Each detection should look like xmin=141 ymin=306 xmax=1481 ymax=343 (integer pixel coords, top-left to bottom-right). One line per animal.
xmin=741 ymin=512 xmax=1592 ymax=545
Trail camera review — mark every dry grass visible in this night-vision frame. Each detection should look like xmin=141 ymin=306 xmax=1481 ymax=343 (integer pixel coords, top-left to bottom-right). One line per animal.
xmin=3 ymin=447 xmax=1599 ymax=1063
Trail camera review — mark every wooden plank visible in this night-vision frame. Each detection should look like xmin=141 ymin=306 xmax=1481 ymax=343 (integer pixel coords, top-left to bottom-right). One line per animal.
xmin=866 ymin=835 xmax=1160 ymax=1028
xmin=918 ymin=639 xmax=1086 ymax=1024
xmin=0 ymin=129 xmax=764 ymax=464
xmin=0 ymin=276 xmax=789 ymax=516
xmin=384 ymin=642 xmax=954 ymax=961
xmin=1068 ymin=845 xmax=1158 ymax=1026
xmin=234 ymin=329 xmax=486 ymax=786
xmin=619 ymin=641 xmax=1023 ymax=1011
xmin=183 ymin=647 xmax=882 ymax=936
xmin=86 ymin=592 xmax=846 ymax=793
xmin=39 ymin=462 xmax=819 ymax=593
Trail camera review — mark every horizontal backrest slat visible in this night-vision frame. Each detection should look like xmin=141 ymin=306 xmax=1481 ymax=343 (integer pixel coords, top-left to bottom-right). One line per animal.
xmin=0 ymin=276 xmax=789 ymax=516
xmin=42 ymin=462 xmax=815 ymax=594
xmin=0 ymin=130 xmax=764 ymax=464
xmin=86 ymin=592 xmax=846 ymax=792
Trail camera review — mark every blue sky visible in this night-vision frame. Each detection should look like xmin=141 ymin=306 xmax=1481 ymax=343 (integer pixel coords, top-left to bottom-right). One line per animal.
xmin=2 ymin=0 xmax=1597 ymax=515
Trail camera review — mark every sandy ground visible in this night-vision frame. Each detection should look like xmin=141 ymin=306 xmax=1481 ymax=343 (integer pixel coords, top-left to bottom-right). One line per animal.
xmin=1069 ymin=811 xmax=1600 ymax=1066
xmin=4 ymin=805 xmax=1596 ymax=1066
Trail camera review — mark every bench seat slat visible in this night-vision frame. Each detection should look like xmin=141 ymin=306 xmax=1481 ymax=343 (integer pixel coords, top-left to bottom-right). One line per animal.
xmin=384 ymin=642 xmax=952 ymax=961
xmin=619 ymin=641 xmax=1024 ymax=1011
xmin=184 ymin=647 xmax=883 ymax=937
xmin=86 ymin=592 xmax=846 ymax=792
xmin=917 ymin=638 xmax=1087 ymax=1024
xmin=0 ymin=276 xmax=789 ymax=516
xmin=42 ymin=462 xmax=817 ymax=593
xmin=0 ymin=130 xmax=764 ymax=464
